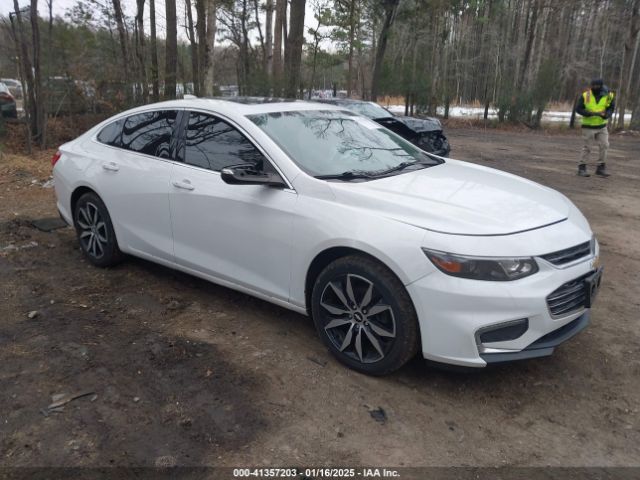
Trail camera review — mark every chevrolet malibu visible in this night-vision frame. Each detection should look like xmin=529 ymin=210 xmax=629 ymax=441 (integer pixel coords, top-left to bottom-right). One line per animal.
xmin=52 ymin=98 xmax=602 ymax=375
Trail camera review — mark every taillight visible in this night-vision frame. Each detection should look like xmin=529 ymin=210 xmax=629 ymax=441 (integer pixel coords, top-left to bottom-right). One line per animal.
xmin=51 ymin=150 xmax=62 ymax=167
xmin=0 ymin=92 xmax=13 ymax=101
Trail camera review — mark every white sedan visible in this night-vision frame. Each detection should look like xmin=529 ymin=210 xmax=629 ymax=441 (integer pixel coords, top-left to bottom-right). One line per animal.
xmin=52 ymin=98 xmax=602 ymax=375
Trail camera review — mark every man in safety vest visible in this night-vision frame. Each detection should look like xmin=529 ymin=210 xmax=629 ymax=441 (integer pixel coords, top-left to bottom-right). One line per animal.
xmin=575 ymin=78 xmax=615 ymax=177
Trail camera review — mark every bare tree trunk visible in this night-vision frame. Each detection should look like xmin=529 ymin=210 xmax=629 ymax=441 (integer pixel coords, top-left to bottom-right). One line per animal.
xmin=283 ymin=0 xmax=288 ymax=45
xmin=149 ymin=0 xmax=160 ymax=101
xmin=410 ymin=36 xmax=418 ymax=113
xmin=310 ymin=36 xmax=319 ymax=98
xmin=630 ymin=24 xmax=640 ymax=130
xmin=240 ymin=0 xmax=251 ymax=93
xmin=630 ymin=73 xmax=640 ymax=129
xmin=355 ymin=11 xmax=366 ymax=99
xmin=265 ymin=0 xmax=274 ymax=78
xmin=135 ymin=0 xmax=149 ymax=102
xmin=530 ymin=3 xmax=548 ymax=88
xmin=518 ymin=0 xmax=538 ymax=91
xmin=204 ymin=0 xmax=217 ymax=96
xmin=510 ymin=0 xmax=524 ymax=93
xmin=616 ymin=0 xmax=640 ymax=129
xmin=480 ymin=0 xmax=493 ymax=119
xmin=570 ymin=93 xmax=580 ymax=129
xmin=346 ymin=0 xmax=356 ymax=97
xmin=253 ymin=0 xmax=266 ymax=71
xmin=165 ymin=0 xmax=178 ymax=99
xmin=620 ymin=33 xmax=640 ymax=128
xmin=371 ymin=0 xmax=400 ymax=101
xmin=112 ymin=0 xmax=131 ymax=102
xmin=597 ymin=0 xmax=611 ymax=76
xmin=27 ymin=0 xmax=44 ymax=147
xmin=308 ymin=11 xmax=325 ymax=98
xmin=43 ymin=0 xmax=52 ymax=145
xmin=11 ymin=1 xmax=35 ymax=153
xmin=284 ymin=0 xmax=305 ymax=98
xmin=273 ymin=0 xmax=286 ymax=95
xmin=195 ymin=0 xmax=206 ymax=95
xmin=557 ymin=3 xmax=574 ymax=100
xmin=443 ymin=13 xmax=453 ymax=116
xmin=429 ymin=15 xmax=439 ymax=114
xmin=185 ymin=0 xmax=200 ymax=95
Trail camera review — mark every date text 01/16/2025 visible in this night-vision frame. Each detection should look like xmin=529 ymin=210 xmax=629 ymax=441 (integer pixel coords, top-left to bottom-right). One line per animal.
xmin=232 ymin=468 xmax=400 ymax=478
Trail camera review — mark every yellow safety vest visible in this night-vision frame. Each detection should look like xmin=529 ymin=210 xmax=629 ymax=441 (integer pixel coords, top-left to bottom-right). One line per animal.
xmin=581 ymin=89 xmax=615 ymax=127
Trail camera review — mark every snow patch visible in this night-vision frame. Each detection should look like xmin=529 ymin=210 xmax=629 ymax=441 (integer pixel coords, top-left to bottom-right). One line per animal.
xmin=385 ymin=105 xmax=631 ymax=124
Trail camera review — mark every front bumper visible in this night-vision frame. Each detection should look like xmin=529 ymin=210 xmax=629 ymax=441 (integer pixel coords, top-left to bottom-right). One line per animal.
xmin=480 ymin=311 xmax=589 ymax=364
xmin=417 ymin=131 xmax=450 ymax=157
xmin=406 ymin=254 xmax=598 ymax=367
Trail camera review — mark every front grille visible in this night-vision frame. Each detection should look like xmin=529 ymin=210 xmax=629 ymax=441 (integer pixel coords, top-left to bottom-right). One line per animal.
xmin=546 ymin=272 xmax=592 ymax=317
xmin=541 ymin=241 xmax=591 ymax=266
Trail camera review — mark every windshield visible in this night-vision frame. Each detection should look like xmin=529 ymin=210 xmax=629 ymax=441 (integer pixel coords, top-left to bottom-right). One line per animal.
xmin=248 ymin=110 xmax=442 ymax=178
xmin=343 ymin=102 xmax=393 ymax=119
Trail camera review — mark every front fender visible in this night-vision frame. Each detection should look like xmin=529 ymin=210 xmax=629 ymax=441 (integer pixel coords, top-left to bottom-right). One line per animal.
xmin=288 ymin=195 xmax=431 ymax=308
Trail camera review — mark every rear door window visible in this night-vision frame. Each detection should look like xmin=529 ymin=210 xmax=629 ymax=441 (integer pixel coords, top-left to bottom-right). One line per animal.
xmin=178 ymin=112 xmax=266 ymax=171
xmin=97 ymin=119 xmax=124 ymax=147
xmin=121 ymin=110 xmax=178 ymax=158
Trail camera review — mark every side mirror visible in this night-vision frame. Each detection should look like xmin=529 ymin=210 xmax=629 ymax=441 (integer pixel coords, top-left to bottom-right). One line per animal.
xmin=220 ymin=164 xmax=287 ymax=187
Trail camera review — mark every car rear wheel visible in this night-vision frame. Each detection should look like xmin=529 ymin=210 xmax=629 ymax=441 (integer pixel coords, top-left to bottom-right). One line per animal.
xmin=311 ymin=255 xmax=419 ymax=375
xmin=73 ymin=192 xmax=123 ymax=267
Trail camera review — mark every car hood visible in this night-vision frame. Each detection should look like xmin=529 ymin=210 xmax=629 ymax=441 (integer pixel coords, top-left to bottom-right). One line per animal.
xmin=376 ymin=115 xmax=442 ymax=133
xmin=329 ymin=160 xmax=570 ymax=236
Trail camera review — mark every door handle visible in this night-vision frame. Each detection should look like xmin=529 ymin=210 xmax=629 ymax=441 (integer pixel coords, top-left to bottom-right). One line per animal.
xmin=172 ymin=179 xmax=195 ymax=191
xmin=102 ymin=162 xmax=119 ymax=172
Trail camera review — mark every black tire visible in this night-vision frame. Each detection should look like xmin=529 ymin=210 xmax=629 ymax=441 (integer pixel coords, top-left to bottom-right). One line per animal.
xmin=73 ymin=192 xmax=123 ymax=267
xmin=311 ymin=255 xmax=420 ymax=375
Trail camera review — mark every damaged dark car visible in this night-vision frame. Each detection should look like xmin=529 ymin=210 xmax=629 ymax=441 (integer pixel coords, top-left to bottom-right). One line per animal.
xmin=312 ymin=99 xmax=450 ymax=157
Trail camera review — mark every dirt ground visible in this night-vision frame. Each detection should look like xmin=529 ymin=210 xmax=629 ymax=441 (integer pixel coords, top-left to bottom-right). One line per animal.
xmin=0 ymin=126 xmax=639 ymax=469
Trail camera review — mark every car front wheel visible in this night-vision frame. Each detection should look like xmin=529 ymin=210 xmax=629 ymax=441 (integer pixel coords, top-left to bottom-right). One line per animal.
xmin=311 ymin=255 xmax=419 ymax=375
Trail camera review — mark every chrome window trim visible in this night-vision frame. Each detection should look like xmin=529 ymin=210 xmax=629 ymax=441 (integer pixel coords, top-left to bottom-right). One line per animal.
xmin=179 ymin=107 xmax=295 ymax=191
xmin=89 ymin=106 xmax=296 ymax=192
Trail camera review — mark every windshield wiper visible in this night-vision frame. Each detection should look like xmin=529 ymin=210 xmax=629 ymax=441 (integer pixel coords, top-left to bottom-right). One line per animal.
xmin=372 ymin=160 xmax=430 ymax=177
xmin=315 ymin=159 xmax=437 ymax=181
xmin=314 ymin=171 xmax=375 ymax=181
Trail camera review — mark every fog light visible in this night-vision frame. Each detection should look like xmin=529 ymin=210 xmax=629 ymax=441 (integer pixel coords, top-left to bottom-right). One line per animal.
xmin=477 ymin=318 xmax=529 ymax=344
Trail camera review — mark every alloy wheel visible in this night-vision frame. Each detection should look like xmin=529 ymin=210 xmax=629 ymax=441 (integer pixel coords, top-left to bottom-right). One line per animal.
xmin=76 ymin=201 xmax=107 ymax=259
xmin=319 ymin=274 xmax=396 ymax=364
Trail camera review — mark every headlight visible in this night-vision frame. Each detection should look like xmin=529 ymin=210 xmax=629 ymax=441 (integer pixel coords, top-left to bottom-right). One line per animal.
xmin=422 ymin=249 xmax=538 ymax=281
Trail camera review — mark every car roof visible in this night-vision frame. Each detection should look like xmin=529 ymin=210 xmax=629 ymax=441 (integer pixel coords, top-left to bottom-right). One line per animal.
xmin=314 ymin=98 xmax=365 ymax=104
xmin=115 ymin=97 xmax=346 ymax=118
xmin=213 ymin=96 xmax=300 ymax=105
